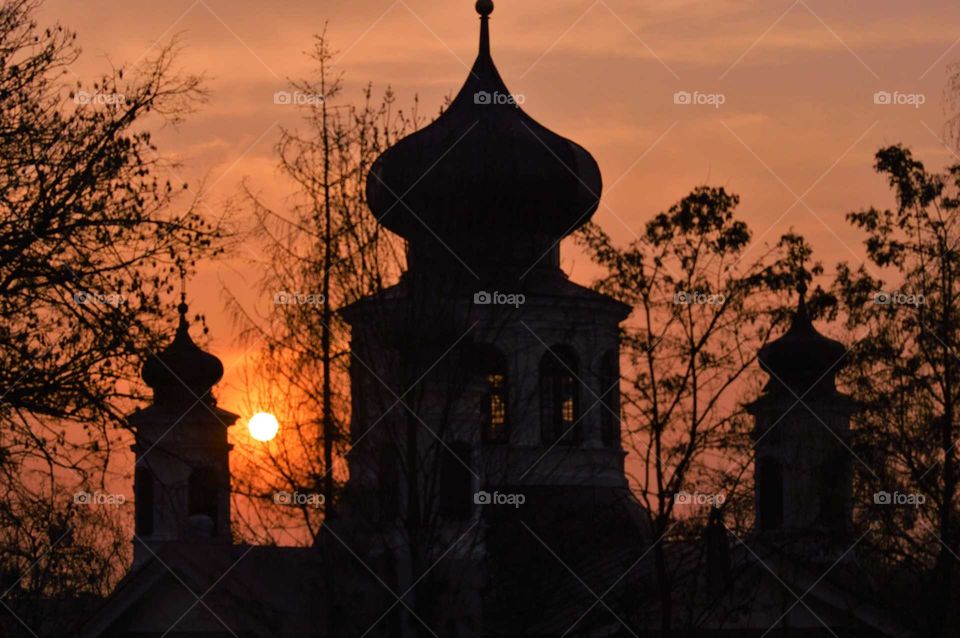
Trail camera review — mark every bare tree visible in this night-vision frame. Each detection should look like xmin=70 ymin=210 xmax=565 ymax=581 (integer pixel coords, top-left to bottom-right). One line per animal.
xmin=225 ymin=31 xmax=415 ymax=543
xmin=0 ymin=0 xmax=223 ymax=633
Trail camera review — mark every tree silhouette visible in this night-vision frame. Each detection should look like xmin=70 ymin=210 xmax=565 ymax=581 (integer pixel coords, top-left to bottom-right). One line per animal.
xmin=225 ymin=30 xmax=416 ymax=546
xmin=0 ymin=1 xmax=223 ymax=631
xmin=834 ymin=144 xmax=960 ymax=637
xmin=576 ymin=188 xmax=809 ymax=634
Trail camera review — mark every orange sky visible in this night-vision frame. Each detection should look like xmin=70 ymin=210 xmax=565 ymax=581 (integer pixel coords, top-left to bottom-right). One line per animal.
xmin=42 ymin=0 xmax=960 ymax=422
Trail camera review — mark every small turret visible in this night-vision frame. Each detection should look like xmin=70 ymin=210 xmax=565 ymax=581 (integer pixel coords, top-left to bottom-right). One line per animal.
xmin=758 ymin=282 xmax=847 ymax=395
xmin=142 ymin=298 xmax=225 ymax=406
xmin=748 ymin=284 xmax=855 ymax=541
xmin=129 ymin=296 xmax=238 ymax=568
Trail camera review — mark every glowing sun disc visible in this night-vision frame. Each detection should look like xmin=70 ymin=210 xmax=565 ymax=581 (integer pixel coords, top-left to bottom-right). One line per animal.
xmin=248 ymin=412 xmax=279 ymax=442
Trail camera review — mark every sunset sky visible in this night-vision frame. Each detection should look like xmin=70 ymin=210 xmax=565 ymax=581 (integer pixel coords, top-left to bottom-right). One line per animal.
xmin=42 ymin=0 xmax=960 ymax=417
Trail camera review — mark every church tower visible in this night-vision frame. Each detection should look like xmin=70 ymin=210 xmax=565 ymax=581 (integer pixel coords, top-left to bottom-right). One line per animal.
xmin=332 ymin=1 xmax=644 ymax=634
xmin=129 ymin=297 xmax=238 ymax=568
xmin=342 ymin=0 xmax=634 ymax=525
xmin=747 ymin=284 xmax=855 ymax=543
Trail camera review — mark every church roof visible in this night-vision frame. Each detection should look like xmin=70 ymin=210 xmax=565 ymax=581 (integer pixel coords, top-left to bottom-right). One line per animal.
xmin=366 ymin=0 xmax=602 ymax=275
xmin=142 ymin=297 xmax=225 ymax=405
xmin=470 ymin=478 xmax=903 ymax=635
xmin=758 ymin=283 xmax=847 ymax=391
xmin=77 ymin=544 xmax=322 ymax=638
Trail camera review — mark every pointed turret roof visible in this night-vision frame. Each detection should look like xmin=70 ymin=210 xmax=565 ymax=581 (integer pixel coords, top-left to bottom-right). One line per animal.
xmin=366 ymin=0 xmax=602 ymax=276
xmin=758 ymin=283 xmax=847 ymax=392
xmin=142 ymin=297 xmax=224 ymax=405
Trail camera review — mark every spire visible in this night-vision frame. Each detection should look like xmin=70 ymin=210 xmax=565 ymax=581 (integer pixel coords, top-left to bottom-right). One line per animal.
xmin=170 ymin=266 xmax=193 ymax=347
xmin=173 ymin=292 xmax=190 ymax=343
xmin=177 ymin=269 xmax=189 ymax=332
xmin=477 ymin=0 xmax=493 ymax=57
xmin=794 ymin=280 xmax=809 ymax=325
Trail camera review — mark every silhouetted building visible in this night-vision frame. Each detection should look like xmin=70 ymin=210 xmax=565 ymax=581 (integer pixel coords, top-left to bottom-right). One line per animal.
xmin=78 ymin=300 xmax=322 ymax=637
xmin=750 ymin=282 xmax=855 ymax=542
xmin=328 ymin=0 xmax=647 ymax=634
xmin=78 ymin=3 xmax=915 ymax=637
xmin=132 ymin=297 xmax=237 ymax=564
xmin=670 ymin=286 xmax=910 ymax=636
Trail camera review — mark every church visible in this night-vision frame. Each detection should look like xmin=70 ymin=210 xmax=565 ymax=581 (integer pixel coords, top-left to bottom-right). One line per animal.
xmin=77 ymin=2 xmax=911 ymax=636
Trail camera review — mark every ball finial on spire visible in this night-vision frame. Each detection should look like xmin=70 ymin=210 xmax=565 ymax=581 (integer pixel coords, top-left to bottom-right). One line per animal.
xmin=476 ymin=0 xmax=493 ymax=17
xmin=177 ymin=266 xmax=189 ymax=319
xmin=178 ymin=295 xmax=189 ymax=319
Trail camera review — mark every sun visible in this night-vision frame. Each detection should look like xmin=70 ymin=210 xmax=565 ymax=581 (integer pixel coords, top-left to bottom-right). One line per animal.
xmin=248 ymin=412 xmax=279 ymax=442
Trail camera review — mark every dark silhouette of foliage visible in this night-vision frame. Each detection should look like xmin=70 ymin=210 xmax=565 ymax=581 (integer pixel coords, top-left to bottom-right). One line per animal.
xmin=0 ymin=1 xmax=223 ymax=628
xmin=834 ymin=144 xmax=960 ymax=637
xmin=576 ymin=186 xmax=815 ymax=633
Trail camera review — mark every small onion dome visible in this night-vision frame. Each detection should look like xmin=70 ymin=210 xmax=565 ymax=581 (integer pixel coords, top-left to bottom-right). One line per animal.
xmin=758 ymin=283 xmax=846 ymax=392
xmin=142 ymin=300 xmax=224 ymax=404
xmin=366 ymin=0 xmax=601 ymax=272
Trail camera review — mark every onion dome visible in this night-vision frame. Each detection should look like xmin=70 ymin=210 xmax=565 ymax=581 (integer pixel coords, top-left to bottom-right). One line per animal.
xmin=366 ymin=0 xmax=602 ymax=277
xmin=142 ymin=298 xmax=224 ymax=405
xmin=758 ymin=283 xmax=847 ymax=393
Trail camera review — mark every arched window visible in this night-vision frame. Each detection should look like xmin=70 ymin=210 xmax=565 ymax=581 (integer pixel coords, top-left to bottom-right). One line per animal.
xmin=540 ymin=345 xmax=581 ymax=445
xmin=188 ymin=466 xmax=220 ymax=533
xmin=818 ymin=459 xmax=845 ymax=530
xmin=438 ymin=442 xmax=473 ymax=521
xmin=134 ymin=465 xmax=154 ymax=536
xmin=378 ymin=447 xmax=400 ymax=521
xmin=469 ymin=343 xmax=509 ymax=444
xmin=599 ymin=349 xmax=620 ymax=448
xmin=757 ymin=459 xmax=784 ymax=531
xmin=485 ymin=372 xmax=508 ymax=442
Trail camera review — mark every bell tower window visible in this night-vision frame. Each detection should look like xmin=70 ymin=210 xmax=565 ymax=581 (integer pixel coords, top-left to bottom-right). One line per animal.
xmin=540 ymin=345 xmax=581 ymax=445
xmin=484 ymin=372 xmax=508 ymax=443
xmin=378 ymin=447 xmax=400 ymax=521
xmin=134 ymin=465 xmax=154 ymax=536
xmin=470 ymin=344 xmax=509 ymax=444
xmin=188 ymin=466 xmax=220 ymax=533
xmin=818 ymin=460 xmax=845 ymax=530
xmin=757 ymin=459 xmax=784 ymax=531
